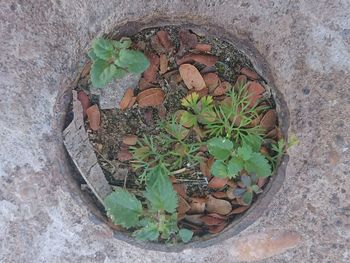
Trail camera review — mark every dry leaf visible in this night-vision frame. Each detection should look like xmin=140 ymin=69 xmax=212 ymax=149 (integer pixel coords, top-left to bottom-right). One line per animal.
xmin=156 ymin=30 xmax=173 ymax=51
xmin=117 ymin=148 xmax=132 ymax=161
xmin=127 ymin=96 xmax=137 ymax=108
xmin=138 ymin=78 xmax=154 ymax=90
xmin=230 ymin=206 xmax=250 ymax=215
xmin=260 ymin=109 xmax=277 ymax=131
xmin=226 ymin=186 xmax=237 ymax=200
xmin=173 ymin=183 xmax=187 ymax=198
xmin=122 ymin=135 xmax=138 ymax=146
xmin=200 ymin=215 xmax=225 ymax=226
xmin=247 ymin=82 xmax=265 ymax=107
xmin=137 ymin=88 xmax=165 ymax=107
xmin=257 ymin=177 xmax=267 ymax=188
xmin=156 ymin=104 xmax=167 ymax=119
xmin=150 ymin=35 xmax=166 ymax=54
xmin=143 ymin=53 xmax=159 ymax=82
xmin=208 ymin=222 xmax=228 ymax=234
xmin=77 ymin=90 xmax=90 ymax=118
xmin=188 ymin=197 xmax=206 ymax=214
xmin=179 ymin=64 xmax=206 ymax=90
xmin=184 ymin=214 xmax=204 ymax=225
xmin=208 ymin=177 xmax=228 ymax=188
xmin=240 ymin=67 xmax=258 ymax=80
xmin=177 ymin=54 xmax=218 ymax=67
xmin=177 ymin=196 xmax=191 ymax=214
xmin=206 ymin=195 xmax=232 ymax=215
xmin=212 ymin=191 xmax=228 ymax=199
xmin=177 ymin=30 xmax=198 ymax=56
xmin=203 ymin=73 xmax=220 ymax=92
xmin=159 ymin=54 xmax=168 ymax=74
xmin=234 ymin=75 xmax=247 ymax=88
xmin=86 ymin=105 xmax=100 ymax=131
xmin=194 ymin=43 xmax=212 ymax=52
xmin=119 ymin=88 xmax=134 ymax=110
xmin=200 ymin=160 xmax=211 ymax=178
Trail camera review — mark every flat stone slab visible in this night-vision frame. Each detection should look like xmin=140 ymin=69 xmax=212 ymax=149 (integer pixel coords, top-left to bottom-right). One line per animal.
xmin=63 ymin=90 xmax=112 ymax=203
xmin=1 ymin=1 xmax=349 ymax=262
xmin=90 ymin=73 xmax=140 ymax=109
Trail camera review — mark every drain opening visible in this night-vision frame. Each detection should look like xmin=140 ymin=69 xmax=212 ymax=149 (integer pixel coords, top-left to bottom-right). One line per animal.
xmin=63 ymin=23 xmax=289 ymax=250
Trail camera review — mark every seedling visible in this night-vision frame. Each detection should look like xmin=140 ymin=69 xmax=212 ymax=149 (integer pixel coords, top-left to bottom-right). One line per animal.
xmin=233 ymin=175 xmax=262 ymax=205
xmin=104 ymin=165 xmax=193 ymax=242
xmin=89 ymin=37 xmax=149 ymax=87
xmin=207 ymin=137 xmax=271 ymax=179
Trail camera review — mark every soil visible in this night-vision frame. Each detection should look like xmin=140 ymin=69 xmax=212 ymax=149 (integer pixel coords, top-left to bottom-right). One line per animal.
xmin=73 ymin=25 xmax=280 ymax=240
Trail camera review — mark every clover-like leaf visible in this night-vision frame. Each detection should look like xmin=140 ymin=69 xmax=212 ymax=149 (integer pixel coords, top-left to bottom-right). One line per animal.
xmin=179 ymin=229 xmax=193 ymax=243
xmin=241 ymin=133 xmax=263 ymax=152
xmin=104 ymin=188 xmax=143 ymax=228
xmin=237 ymin=144 xmax=253 ymax=161
xmin=91 ymin=60 xmax=117 ymax=87
xmin=227 ymin=157 xmax=244 ymax=178
xmin=211 ymin=160 xmax=228 ymax=178
xmin=88 ymin=50 xmax=99 ymax=62
xmin=241 ymin=175 xmax=252 ymax=187
xmin=92 ymin=38 xmax=115 ymax=60
xmin=244 ymin=152 xmax=271 ymax=177
xmin=115 ymin=49 xmax=150 ymax=73
xmin=242 ymin=191 xmax=253 ymax=205
xmin=113 ymin=37 xmax=132 ymax=49
xmin=207 ymin=137 xmax=234 ymax=160
xmin=133 ymin=222 xmax=159 ymax=241
xmin=144 ymin=169 xmax=178 ymax=213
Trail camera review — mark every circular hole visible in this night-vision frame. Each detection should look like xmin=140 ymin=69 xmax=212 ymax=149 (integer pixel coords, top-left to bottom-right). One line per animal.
xmin=61 ymin=20 xmax=289 ymax=252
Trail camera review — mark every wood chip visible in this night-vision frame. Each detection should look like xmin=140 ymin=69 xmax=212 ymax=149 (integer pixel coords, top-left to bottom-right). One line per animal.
xmin=206 ymin=195 xmax=232 ymax=215
xmin=117 ymin=148 xmax=133 ymax=161
xmin=194 ymin=43 xmax=212 ymax=52
xmin=173 ymin=183 xmax=187 ymax=198
xmin=86 ymin=105 xmax=100 ymax=131
xmin=143 ymin=53 xmax=159 ymax=82
xmin=241 ymin=67 xmax=258 ymax=80
xmin=229 ymin=205 xmax=250 ymax=215
xmin=119 ymin=88 xmax=134 ymax=110
xmin=179 ymin=64 xmax=206 ymax=90
xmin=177 ymin=54 xmax=218 ymax=67
xmin=203 ymin=73 xmax=220 ymax=92
xmin=156 ymin=30 xmax=173 ymax=51
xmin=122 ymin=135 xmax=138 ymax=146
xmin=188 ymin=197 xmax=206 ymax=214
xmin=208 ymin=177 xmax=228 ymax=188
xmin=208 ymin=222 xmax=228 ymax=234
xmin=200 ymin=215 xmax=225 ymax=226
xmin=260 ymin=109 xmax=277 ymax=131
xmin=127 ymin=96 xmax=137 ymax=108
xmin=177 ymin=196 xmax=191 ymax=214
xmin=159 ymin=54 xmax=168 ymax=74
xmin=212 ymin=191 xmax=228 ymax=199
xmin=77 ymin=90 xmax=90 ymax=118
xmin=137 ymin=88 xmax=165 ymax=107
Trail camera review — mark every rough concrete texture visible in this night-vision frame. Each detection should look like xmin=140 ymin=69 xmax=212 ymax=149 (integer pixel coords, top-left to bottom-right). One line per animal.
xmin=0 ymin=0 xmax=349 ymax=262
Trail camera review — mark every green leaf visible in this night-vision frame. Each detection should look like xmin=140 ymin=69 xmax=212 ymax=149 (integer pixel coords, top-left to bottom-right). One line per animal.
xmin=91 ymin=59 xmax=117 ymax=87
xmin=237 ymin=144 xmax=253 ymax=161
xmin=207 ymin=137 xmax=234 ymax=160
xmin=116 ymin=49 xmax=150 ymax=73
xmin=198 ymin=109 xmax=216 ymax=123
xmin=144 ymin=171 xmax=178 ymax=213
xmin=179 ymin=229 xmax=193 ymax=243
xmin=241 ymin=133 xmax=263 ymax=152
xmin=133 ymin=223 xmax=159 ymax=241
xmin=180 ymin=111 xmax=197 ymax=128
xmin=245 ymin=152 xmax=271 ymax=177
xmin=251 ymin=184 xmax=262 ymax=194
xmin=227 ymin=157 xmax=244 ymax=178
xmin=104 ymin=188 xmax=142 ymax=228
xmin=211 ymin=160 xmax=228 ymax=178
xmin=181 ymin=93 xmax=199 ymax=108
xmin=92 ymin=38 xmax=115 ymax=60
xmin=287 ymin=134 xmax=299 ymax=149
xmin=241 ymin=175 xmax=252 ymax=187
xmin=114 ymin=67 xmax=128 ymax=79
xmin=113 ymin=37 xmax=132 ymax=49
xmin=242 ymin=191 xmax=253 ymax=205
xmin=88 ymin=50 xmax=99 ymax=62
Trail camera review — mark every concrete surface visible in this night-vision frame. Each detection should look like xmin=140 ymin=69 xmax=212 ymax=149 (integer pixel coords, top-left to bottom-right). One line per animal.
xmin=1 ymin=0 xmax=349 ymax=262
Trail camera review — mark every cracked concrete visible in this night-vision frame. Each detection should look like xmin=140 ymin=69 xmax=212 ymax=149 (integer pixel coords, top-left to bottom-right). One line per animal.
xmin=1 ymin=0 xmax=349 ymax=262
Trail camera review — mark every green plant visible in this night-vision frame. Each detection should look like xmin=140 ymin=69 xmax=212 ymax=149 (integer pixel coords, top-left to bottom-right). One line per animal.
xmin=204 ymin=83 xmax=267 ymax=143
xmin=179 ymin=93 xmax=216 ymax=131
xmin=233 ymin=175 xmax=262 ymax=205
xmin=89 ymin=37 xmax=149 ymax=87
xmin=207 ymin=137 xmax=271 ymax=179
xmin=270 ymin=133 xmax=299 ymax=170
xmin=104 ymin=165 xmax=193 ymax=243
